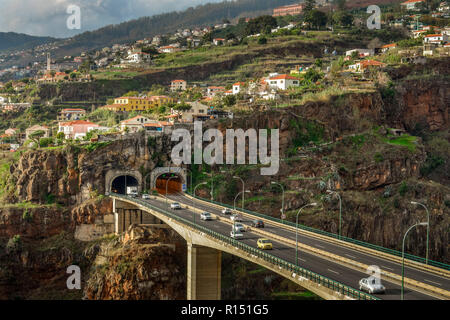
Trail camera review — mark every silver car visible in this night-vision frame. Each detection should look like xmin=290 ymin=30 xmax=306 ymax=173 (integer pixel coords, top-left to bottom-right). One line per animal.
xmin=359 ymin=277 xmax=385 ymax=294
xmin=200 ymin=212 xmax=212 ymax=221
xmin=233 ymin=223 xmax=246 ymax=232
xmin=170 ymin=202 xmax=182 ymax=210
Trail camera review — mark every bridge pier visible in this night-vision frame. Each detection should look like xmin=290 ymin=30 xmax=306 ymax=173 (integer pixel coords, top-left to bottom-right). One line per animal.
xmin=187 ymin=243 xmax=222 ymax=300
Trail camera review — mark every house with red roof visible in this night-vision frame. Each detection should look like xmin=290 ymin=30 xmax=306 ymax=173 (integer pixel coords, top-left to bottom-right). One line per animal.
xmin=58 ymin=108 xmax=86 ymax=121
xmin=264 ymin=74 xmax=300 ymax=90
xmin=349 ymin=60 xmax=386 ymax=73
xmin=232 ymin=82 xmax=246 ymax=94
xmin=401 ymin=0 xmax=424 ymax=10
xmin=58 ymin=120 xmax=99 ymax=140
xmin=170 ymin=79 xmax=187 ymax=92
xmin=381 ymin=43 xmax=397 ymax=53
xmin=423 ymin=34 xmax=448 ymax=44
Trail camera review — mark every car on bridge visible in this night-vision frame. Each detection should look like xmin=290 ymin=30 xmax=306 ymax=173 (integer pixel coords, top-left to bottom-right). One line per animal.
xmin=257 ymin=239 xmax=273 ymax=250
xmin=251 ymin=220 xmax=264 ymax=228
xmin=222 ymin=208 xmax=232 ymax=215
xmin=200 ymin=212 xmax=213 ymax=221
xmin=359 ymin=277 xmax=385 ymax=294
xmin=233 ymin=223 xmax=246 ymax=232
xmin=230 ymin=230 xmax=244 ymax=239
xmin=142 ymin=194 xmax=150 ymax=199
xmin=230 ymin=214 xmax=243 ymax=222
xmin=170 ymin=202 xmax=182 ymax=210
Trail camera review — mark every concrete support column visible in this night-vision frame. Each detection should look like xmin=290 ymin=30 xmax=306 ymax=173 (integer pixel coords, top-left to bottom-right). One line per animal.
xmin=187 ymin=243 xmax=221 ymax=300
xmin=113 ymin=199 xmax=119 ymax=235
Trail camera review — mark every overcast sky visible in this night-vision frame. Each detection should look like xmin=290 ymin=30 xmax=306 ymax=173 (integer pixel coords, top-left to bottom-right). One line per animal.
xmin=0 ymin=0 xmax=224 ymax=38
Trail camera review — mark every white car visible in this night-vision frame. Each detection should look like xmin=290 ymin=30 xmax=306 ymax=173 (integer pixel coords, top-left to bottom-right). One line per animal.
xmin=170 ymin=202 xmax=182 ymax=210
xmin=230 ymin=230 xmax=244 ymax=239
xmin=359 ymin=277 xmax=385 ymax=294
xmin=142 ymin=194 xmax=150 ymax=199
xmin=222 ymin=208 xmax=232 ymax=215
xmin=233 ymin=223 xmax=246 ymax=232
xmin=200 ymin=212 xmax=213 ymax=221
xmin=230 ymin=214 xmax=243 ymax=222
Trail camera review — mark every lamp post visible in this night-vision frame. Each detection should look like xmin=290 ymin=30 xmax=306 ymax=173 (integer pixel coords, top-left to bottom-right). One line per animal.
xmin=327 ymin=190 xmax=342 ymax=240
xmin=271 ymin=182 xmax=285 ymax=224
xmin=296 ymin=203 xmax=317 ymax=266
xmin=401 ymin=222 xmax=428 ymax=300
xmin=233 ymin=176 xmax=245 ymax=209
xmin=192 ymin=182 xmax=208 ymax=224
xmin=165 ymin=176 xmax=176 ymax=206
xmin=232 ymin=190 xmax=250 ymax=232
xmin=410 ymin=201 xmax=430 ymax=265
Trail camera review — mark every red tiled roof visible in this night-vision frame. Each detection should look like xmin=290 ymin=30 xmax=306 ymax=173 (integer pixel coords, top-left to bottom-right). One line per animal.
xmin=61 ymin=108 xmax=86 ymax=112
xmin=233 ymin=82 xmax=245 ymax=86
xmin=269 ymin=74 xmax=298 ymax=80
xmin=382 ymin=43 xmax=397 ymax=48
xmin=359 ymin=60 xmax=386 ymax=67
xmin=424 ymin=34 xmax=442 ymax=37
xmin=401 ymin=0 xmax=423 ymax=4
xmin=121 ymin=115 xmax=149 ymax=123
xmin=172 ymin=80 xmax=186 ymax=83
xmin=60 ymin=120 xmax=97 ymax=126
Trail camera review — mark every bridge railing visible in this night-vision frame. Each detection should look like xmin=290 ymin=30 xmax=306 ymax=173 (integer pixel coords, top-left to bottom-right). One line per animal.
xmin=189 ymin=194 xmax=450 ymax=271
xmin=111 ymin=193 xmax=378 ymax=300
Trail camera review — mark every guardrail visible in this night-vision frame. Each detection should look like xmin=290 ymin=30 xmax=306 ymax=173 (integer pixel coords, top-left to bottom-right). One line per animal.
xmin=111 ymin=193 xmax=378 ymax=300
xmin=188 ymin=194 xmax=450 ymax=272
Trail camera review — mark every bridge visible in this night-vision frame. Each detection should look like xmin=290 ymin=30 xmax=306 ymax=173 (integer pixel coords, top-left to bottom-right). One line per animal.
xmin=109 ymin=192 xmax=450 ymax=300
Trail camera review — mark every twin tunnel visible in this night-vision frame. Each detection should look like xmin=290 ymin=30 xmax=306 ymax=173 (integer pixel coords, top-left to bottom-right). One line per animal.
xmin=111 ymin=173 xmax=183 ymax=195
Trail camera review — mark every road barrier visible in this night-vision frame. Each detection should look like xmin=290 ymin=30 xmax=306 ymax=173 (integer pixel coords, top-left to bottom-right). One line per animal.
xmin=188 ymin=194 xmax=450 ymax=272
xmin=111 ymin=193 xmax=378 ymax=300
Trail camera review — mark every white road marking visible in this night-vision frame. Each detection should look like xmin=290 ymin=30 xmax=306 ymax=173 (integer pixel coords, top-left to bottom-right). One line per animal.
xmin=315 ymin=244 xmax=325 ymax=249
xmin=299 ymin=258 xmax=307 ymax=262
xmin=424 ymin=279 xmax=442 ymax=286
xmin=327 ymin=269 xmax=340 ymax=275
xmin=345 ymin=254 xmax=357 ymax=259
xmin=381 ymin=265 xmax=394 ymax=271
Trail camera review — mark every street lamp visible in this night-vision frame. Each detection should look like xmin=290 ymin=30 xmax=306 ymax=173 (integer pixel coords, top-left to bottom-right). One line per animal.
xmin=271 ymin=182 xmax=285 ymax=224
xmin=165 ymin=176 xmax=177 ymax=206
xmin=401 ymin=222 xmax=428 ymax=300
xmin=233 ymin=176 xmax=245 ymax=209
xmin=410 ymin=201 xmax=430 ymax=265
xmin=327 ymin=190 xmax=342 ymax=240
xmin=233 ymin=190 xmax=250 ymax=232
xmin=192 ymin=182 xmax=208 ymax=224
xmin=296 ymin=203 xmax=317 ymax=266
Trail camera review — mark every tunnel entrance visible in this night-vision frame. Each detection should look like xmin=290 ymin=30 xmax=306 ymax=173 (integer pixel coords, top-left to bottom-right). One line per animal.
xmin=111 ymin=175 xmax=139 ymax=195
xmin=156 ymin=173 xmax=182 ymax=195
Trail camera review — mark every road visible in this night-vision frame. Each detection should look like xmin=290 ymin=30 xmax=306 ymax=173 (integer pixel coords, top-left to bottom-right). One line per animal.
xmin=136 ymin=193 xmax=450 ymax=300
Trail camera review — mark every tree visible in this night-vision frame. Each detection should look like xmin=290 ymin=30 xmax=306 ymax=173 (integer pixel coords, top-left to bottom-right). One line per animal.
xmin=335 ymin=0 xmax=346 ymax=11
xmin=258 ymin=36 xmax=267 ymax=45
xmin=368 ymin=37 xmax=383 ymax=50
xmin=304 ymin=10 xmax=327 ymax=30
xmin=245 ymin=15 xmax=277 ymax=36
xmin=223 ymin=95 xmax=237 ymax=107
xmin=29 ymin=130 xmax=46 ymax=148
xmin=304 ymin=0 xmax=316 ymax=13
xmin=173 ymin=103 xmax=192 ymax=112
xmin=332 ymin=10 xmax=353 ymax=27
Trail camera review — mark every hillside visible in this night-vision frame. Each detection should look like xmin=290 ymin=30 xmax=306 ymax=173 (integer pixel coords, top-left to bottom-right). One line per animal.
xmin=0 ymin=32 xmax=56 ymax=53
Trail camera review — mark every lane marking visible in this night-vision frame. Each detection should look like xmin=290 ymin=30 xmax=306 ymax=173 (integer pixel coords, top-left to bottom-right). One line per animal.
xmin=327 ymin=269 xmax=340 ymax=275
xmin=381 ymin=265 xmax=394 ymax=271
xmin=315 ymin=244 xmax=325 ymax=249
xmin=299 ymin=258 xmax=307 ymax=262
xmin=345 ymin=254 xmax=357 ymax=259
xmin=424 ymin=279 xmax=442 ymax=286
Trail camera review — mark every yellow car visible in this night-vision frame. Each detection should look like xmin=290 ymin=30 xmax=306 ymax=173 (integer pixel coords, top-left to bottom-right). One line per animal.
xmin=257 ymin=238 xmax=273 ymax=250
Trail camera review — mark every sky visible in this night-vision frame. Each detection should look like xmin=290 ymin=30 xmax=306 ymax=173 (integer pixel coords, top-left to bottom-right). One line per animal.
xmin=0 ymin=0 xmax=224 ymax=38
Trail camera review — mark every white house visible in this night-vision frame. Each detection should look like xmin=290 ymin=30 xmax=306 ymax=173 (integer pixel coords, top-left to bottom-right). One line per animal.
xmin=400 ymin=0 xmax=424 ymax=10
xmin=265 ymin=74 xmax=300 ymax=90
xmin=345 ymin=49 xmax=375 ymax=57
xmin=127 ymin=52 xmax=150 ymax=63
xmin=213 ymin=38 xmax=225 ymax=46
xmin=232 ymin=82 xmax=245 ymax=94
xmin=423 ymin=34 xmax=448 ymax=43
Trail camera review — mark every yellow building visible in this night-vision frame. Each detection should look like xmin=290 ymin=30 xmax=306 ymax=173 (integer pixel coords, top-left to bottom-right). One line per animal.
xmin=108 ymin=96 xmax=175 ymax=112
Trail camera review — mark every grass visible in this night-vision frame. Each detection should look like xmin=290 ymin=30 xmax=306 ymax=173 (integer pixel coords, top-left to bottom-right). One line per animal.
xmin=383 ymin=135 xmax=417 ymax=152
xmin=271 ymin=291 xmax=321 ymax=300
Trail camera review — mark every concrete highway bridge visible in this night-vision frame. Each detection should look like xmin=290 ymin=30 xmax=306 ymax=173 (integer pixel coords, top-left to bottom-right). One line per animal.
xmin=109 ymin=191 xmax=450 ymax=301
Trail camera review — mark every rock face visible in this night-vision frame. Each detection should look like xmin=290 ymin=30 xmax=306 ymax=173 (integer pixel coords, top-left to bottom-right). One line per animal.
xmin=84 ymin=226 xmax=186 ymax=300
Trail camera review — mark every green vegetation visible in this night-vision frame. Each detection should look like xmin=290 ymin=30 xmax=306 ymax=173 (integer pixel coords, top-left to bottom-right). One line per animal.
xmin=383 ymin=135 xmax=417 ymax=152
xmin=290 ymin=119 xmax=325 ymax=148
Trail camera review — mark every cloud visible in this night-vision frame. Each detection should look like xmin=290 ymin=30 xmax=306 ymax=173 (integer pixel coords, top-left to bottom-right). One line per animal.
xmin=0 ymin=0 xmax=223 ymax=38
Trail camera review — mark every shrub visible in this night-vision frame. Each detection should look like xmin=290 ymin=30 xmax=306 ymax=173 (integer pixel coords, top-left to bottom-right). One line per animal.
xmin=398 ymin=181 xmax=409 ymax=197
xmin=6 ymin=235 xmax=22 ymax=253
xmin=374 ymin=152 xmax=384 ymax=163
xmin=39 ymin=137 xmax=54 ymax=148
xmin=22 ymin=209 xmax=33 ymax=222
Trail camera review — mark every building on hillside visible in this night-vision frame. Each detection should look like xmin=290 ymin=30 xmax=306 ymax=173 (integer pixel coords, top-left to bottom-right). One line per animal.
xmin=207 ymin=86 xmax=226 ymax=98
xmin=121 ymin=51 xmax=151 ymax=64
xmin=143 ymin=121 xmax=173 ymax=133
xmin=25 ymin=125 xmax=50 ymax=140
xmin=213 ymin=38 xmax=226 ymax=46
xmin=5 ymin=128 xmax=19 ymax=136
xmin=273 ymin=3 xmax=305 ymax=17
xmin=58 ymin=108 xmax=86 ymax=121
xmin=401 ymin=0 xmax=424 ymax=10
xmin=111 ymin=96 xmax=174 ymax=112
xmin=349 ymin=60 xmax=386 ymax=73
xmin=381 ymin=43 xmax=397 ymax=53
xmin=170 ymin=79 xmax=187 ymax=92
xmin=264 ymin=74 xmax=300 ymax=90
xmin=423 ymin=34 xmax=448 ymax=44
xmin=158 ymin=46 xmax=179 ymax=54
xmin=233 ymin=82 xmax=245 ymax=94
xmin=58 ymin=120 xmax=99 ymax=139
xmin=171 ymin=101 xmax=210 ymax=123
xmin=120 ymin=115 xmax=153 ymax=132
xmin=345 ymin=49 xmax=375 ymax=58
